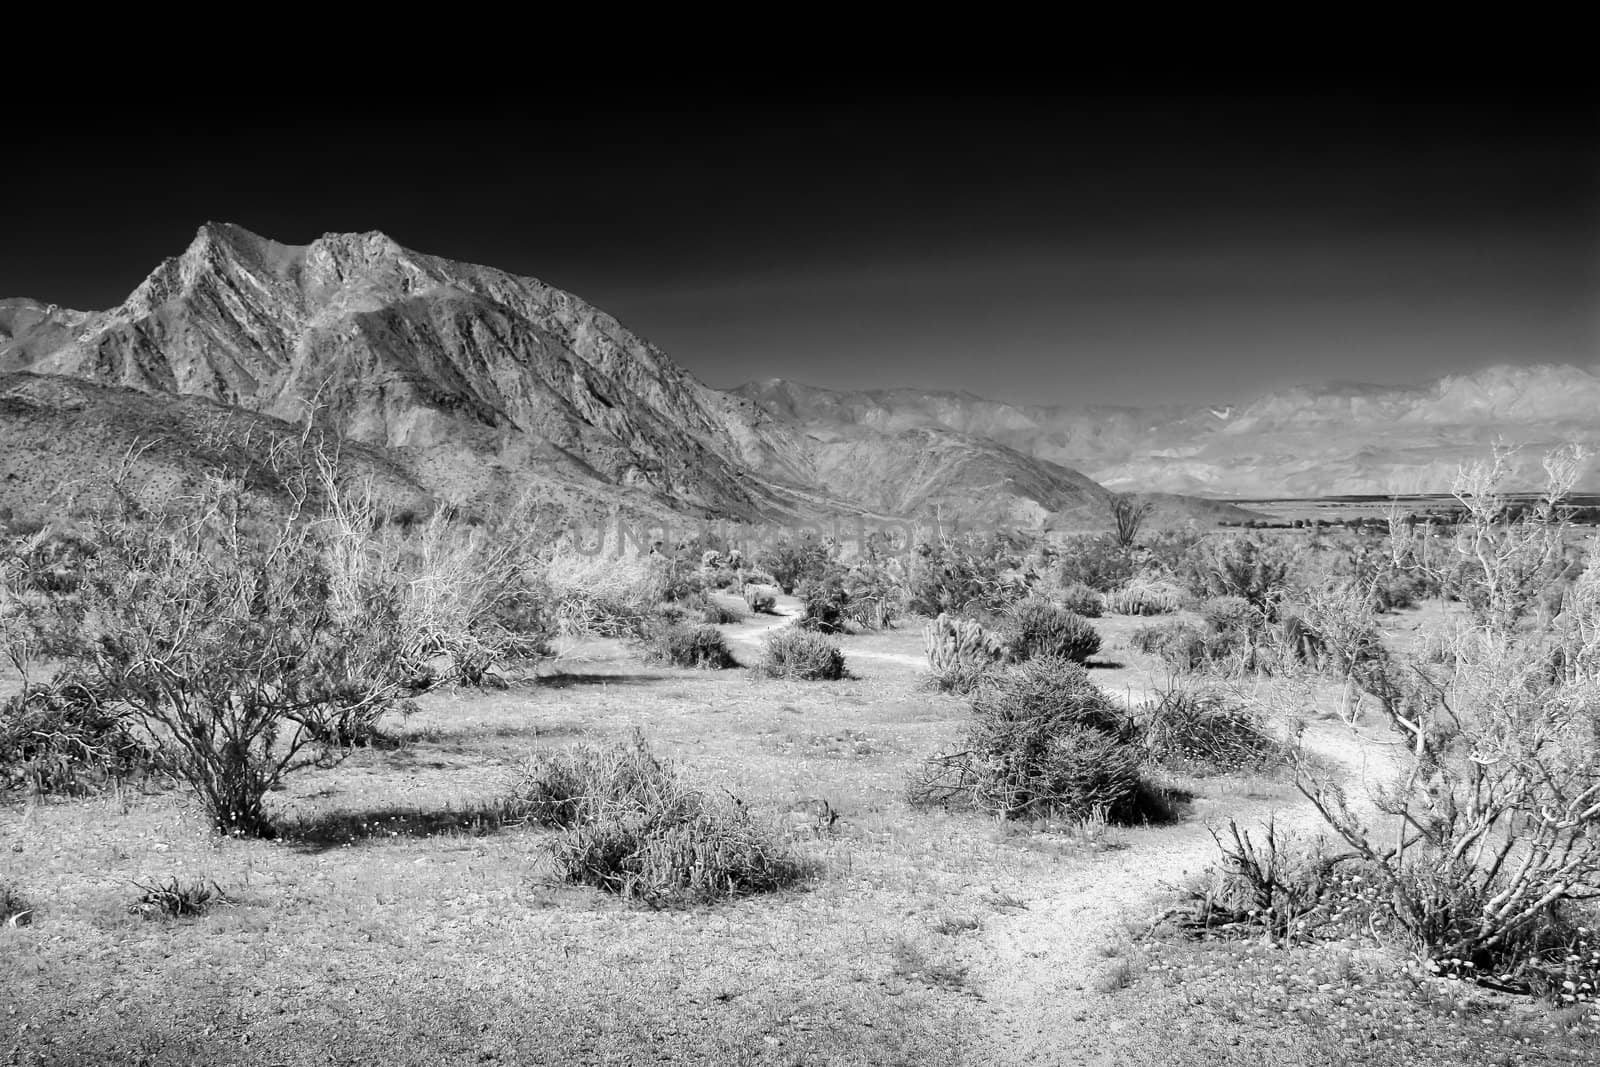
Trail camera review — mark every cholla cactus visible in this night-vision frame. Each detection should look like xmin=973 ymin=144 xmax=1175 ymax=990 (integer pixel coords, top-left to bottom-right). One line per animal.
xmin=923 ymin=612 xmax=1006 ymax=691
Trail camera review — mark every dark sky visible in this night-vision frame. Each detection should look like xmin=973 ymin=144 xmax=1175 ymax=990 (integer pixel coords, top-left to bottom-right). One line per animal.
xmin=3 ymin=78 xmax=1595 ymax=406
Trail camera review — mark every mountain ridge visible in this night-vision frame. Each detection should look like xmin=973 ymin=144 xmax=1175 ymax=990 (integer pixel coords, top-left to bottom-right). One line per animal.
xmin=1 ymin=223 xmax=1225 ymax=529
xmin=735 ymin=363 xmax=1600 ymax=498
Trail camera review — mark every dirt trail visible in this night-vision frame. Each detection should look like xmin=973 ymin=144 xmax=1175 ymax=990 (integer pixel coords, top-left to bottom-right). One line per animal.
xmin=723 ymin=596 xmax=926 ymax=669
xmin=957 ymin=706 xmax=1401 ymax=1064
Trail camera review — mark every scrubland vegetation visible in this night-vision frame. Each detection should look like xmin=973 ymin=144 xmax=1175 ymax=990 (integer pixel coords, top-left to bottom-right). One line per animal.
xmin=4 ymin=442 xmax=1599 ymax=1063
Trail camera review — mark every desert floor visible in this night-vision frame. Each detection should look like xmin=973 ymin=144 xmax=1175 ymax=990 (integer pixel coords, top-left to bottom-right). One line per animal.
xmin=2 ymin=599 xmax=1594 ymax=1066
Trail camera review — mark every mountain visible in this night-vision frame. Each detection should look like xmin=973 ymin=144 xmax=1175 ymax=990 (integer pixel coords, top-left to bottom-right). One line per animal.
xmin=4 ymin=223 xmax=1193 ymax=530
xmin=735 ymin=367 xmax=1600 ymax=499
xmin=1 ymin=224 xmax=834 ymax=521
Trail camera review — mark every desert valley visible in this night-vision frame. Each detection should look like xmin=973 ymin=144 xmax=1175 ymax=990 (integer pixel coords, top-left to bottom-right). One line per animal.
xmin=2 ymin=215 xmax=1599 ymax=1066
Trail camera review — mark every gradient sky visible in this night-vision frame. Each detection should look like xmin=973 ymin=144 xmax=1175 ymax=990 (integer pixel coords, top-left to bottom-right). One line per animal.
xmin=3 ymin=79 xmax=1595 ymax=406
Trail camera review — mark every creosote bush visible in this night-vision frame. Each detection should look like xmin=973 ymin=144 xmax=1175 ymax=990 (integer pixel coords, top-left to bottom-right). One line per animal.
xmin=1002 ymin=598 xmax=1101 ymax=664
xmin=757 ymin=626 xmax=846 ymax=681
xmin=910 ymin=657 xmax=1165 ymax=823
xmin=644 ymin=624 xmax=739 ymax=670
xmin=504 ymin=732 xmax=805 ymax=905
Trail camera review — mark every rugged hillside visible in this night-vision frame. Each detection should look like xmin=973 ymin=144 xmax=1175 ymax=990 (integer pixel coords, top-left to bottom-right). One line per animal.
xmin=3 ymin=224 xmax=1172 ymax=529
xmin=2 ymin=224 xmax=824 ymax=521
xmin=737 ymin=367 xmax=1600 ymax=498
xmin=0 ymin=373 xmax=434 ymax=519
xmin=1 ymin=223 xmax=1272 ymax=530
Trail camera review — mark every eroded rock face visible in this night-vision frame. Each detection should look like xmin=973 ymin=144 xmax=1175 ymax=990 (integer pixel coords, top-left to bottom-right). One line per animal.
xmin=6 ymin=224 xmax=1271 ymax=529
xmin=5 ymin=223 xmax=806 ymax=518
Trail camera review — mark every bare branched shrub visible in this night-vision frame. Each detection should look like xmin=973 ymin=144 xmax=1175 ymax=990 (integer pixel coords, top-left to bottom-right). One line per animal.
xmin=59 ymin=476 xmax=415 ymax=835
xmin=546 ymin=550 xmax=665 ymax=639
xmin=1169 ymin=819 xmax=1355 ymax=944
xmin=1294 ymin=445 xmax=1600 ymax=983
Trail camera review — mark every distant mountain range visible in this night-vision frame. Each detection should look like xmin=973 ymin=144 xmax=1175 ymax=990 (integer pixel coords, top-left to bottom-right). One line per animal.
xmin=6 ymin=222 xmax=1575 ymax=533
xmin=1 ymin=223 xmax=1254 ymax=530
xmin=734 ymin=364 xmax=1600 ymax=499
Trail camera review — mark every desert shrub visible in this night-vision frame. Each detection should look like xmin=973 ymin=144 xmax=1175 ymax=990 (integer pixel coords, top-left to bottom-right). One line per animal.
xmin=503 ymin=731 xmax=681 ymax=829
xmin=1054 ymin=534 xmax=1137 ymax=593
xmin=323 ymin=482 xmax=553 ymax=690
xmin=1141 ymin=526 xmax=1204 ymax=578
xmin=699 ymin=598 xmax=745 ymax=625
xmin=1182 ymin=532 xmax=1300 ymax=614
xmin=1127 ymin=621 xmax=1211 ymax=674
xmin=923 ymin=612 xmax=1007 ymax=693
xmin=1002 ymin=598 xmax=1100 ymax=664
xmin=1104 ymin=577 xmax=1189 ymax=616
xmin=756 ymin=533 xmax=834 ymax=594
xmin=550 ymin=794 xmax=802 ymax=905
xmin=0 ymin=677 xmax=155 ymax=795
xmin=54 ymin=480 xmax=415 ymax=836
xmin=757 ymin=626 xmax=846 ymax=681
xmin=1168 ymin=819 xmax=1355 ymax=944
xmin=840 ymin=557 xmax=907 ymax=630
xmin=910 ymin=657 xmax=1158 ymax=822
xmin=644 ymin=624 xmax=739 ymax=670
xmin=129 ymin=878 xmax=236 ymax=920
xmin=1108 ymin=493 xmax=1153 ymax=549
xmin=508 ymin=733 xmax=804 ymax=905
xmin=1291 ymin=446 xmax=1600 ymax=989
xmin=1139 ymin=685 xmax=1287 ymax=774
xmin=545 ymin=550 xmax=666 ymax=639
xmin=1 ymin=881 xmax=33 ymax=927
xmin=795 ymin=575 xmax=849 ymax=634
xmin=742 ymin=582 xmax=779 ymax=614
xmin=908 ymin=533 xmax=1035 ymax=616
xmin=1055 ymin=582 xmax=1104 ymax=618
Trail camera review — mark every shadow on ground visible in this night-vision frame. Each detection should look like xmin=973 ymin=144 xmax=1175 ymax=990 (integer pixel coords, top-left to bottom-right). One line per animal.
xmin=278 ymin=803 xmax=526 ymax=852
